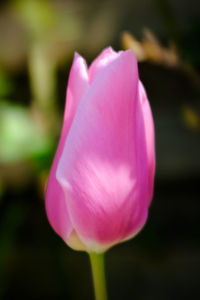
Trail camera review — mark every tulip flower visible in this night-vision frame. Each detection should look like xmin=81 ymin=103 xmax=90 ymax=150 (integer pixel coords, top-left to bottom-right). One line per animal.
xmin=45 ymin=47 xmax=155 ymax=300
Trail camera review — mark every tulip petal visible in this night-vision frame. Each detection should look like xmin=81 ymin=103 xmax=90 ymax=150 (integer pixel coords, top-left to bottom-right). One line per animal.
xmin=45 ymin=53 xmax=89 ymax=241
xmin=56 ymin=50 xmax=149 ymax=251
xmin=88 ymin=47 xmax=121 ymax=83
xmin=139 ymin=81 xmax=155 ymax=204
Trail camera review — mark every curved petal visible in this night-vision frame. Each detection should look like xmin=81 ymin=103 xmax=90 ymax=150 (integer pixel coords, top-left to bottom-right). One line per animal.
xmin=63 ymin=53 xmax=89 ymax=130
xmin=45 ymin=53 xmax=89 ymax=241
xmin=139 ymin=81 xmax=155 ymax=204
xmin=56 ymin=50 xmax=149 ymax=251
xmin=88 ymin=47 xmax=121 ymax=83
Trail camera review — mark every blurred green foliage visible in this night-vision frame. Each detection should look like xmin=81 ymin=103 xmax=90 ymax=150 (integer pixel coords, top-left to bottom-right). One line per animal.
xmin=0 ymin=101 xmax=53 ymax=163
xmin=13 ymin=0 xmax=81 ymax=43
xmin=0 ymin=70 xmax=13 ymax=98
xmin=13 ymin=0 xmax=56 ymax=40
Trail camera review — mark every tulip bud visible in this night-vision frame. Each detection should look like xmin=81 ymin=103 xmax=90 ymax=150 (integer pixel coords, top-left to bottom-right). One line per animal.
xmin=45 ymin=47 xmax=155 ymax=253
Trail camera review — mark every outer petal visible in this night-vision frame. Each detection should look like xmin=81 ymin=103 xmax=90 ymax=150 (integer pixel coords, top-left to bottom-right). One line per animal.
xmin=139 ymin=81 xmax=155 ymax=204
xmin=88 ymin=47 xmax=121 ymax=83
xmin=45 ymin=53 xmax=89 ymax=241
xmin=63 ymin=53 xmax=89 ymax=129
xmin=56 ymin=50 xmax=149 ymax=252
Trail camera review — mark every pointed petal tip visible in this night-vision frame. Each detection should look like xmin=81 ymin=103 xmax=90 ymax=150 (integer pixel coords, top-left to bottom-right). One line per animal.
xmin=70 ymin=51 xmax=88 ymax=84
xmin=73 ymin=52 xmax=87 ymax=66
xmin=103 ymin=46 xmax=116 ymax=54
xmin=121 ymin=48 xmax=137 ymax=61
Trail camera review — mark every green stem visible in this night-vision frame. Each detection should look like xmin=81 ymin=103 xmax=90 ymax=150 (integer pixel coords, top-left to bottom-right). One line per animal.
xmin=89 ymin=252 xmax=107 ymax=300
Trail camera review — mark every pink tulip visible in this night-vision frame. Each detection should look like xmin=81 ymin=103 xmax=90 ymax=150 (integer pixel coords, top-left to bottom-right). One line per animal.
xmin=45 ymin=47 xmax=155 ymax=253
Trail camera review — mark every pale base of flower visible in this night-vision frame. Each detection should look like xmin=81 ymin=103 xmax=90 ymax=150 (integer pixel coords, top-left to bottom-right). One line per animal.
xmin=66 ymin=230 xmax=87 ymax=251
xmin=66 ymin=230 xmax=108 ymax=253
xmin=66 ymin=222 xmax=146 ymax=253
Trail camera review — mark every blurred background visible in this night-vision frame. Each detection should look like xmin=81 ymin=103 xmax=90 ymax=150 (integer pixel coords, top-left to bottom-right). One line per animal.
xmin=0 ymin=0 xmax=200 ymax=299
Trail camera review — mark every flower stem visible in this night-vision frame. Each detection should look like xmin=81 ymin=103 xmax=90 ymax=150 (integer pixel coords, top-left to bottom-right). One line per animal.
xmin=89 ymin=252 xmax=107 ymax=300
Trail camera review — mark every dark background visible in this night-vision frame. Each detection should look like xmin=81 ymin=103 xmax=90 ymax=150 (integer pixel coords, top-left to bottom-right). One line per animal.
xmin=0 ymin=0 xmax=200 ymax=299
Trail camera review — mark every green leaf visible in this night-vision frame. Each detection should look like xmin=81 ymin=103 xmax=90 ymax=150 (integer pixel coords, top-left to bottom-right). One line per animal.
xmin=0 ymin=101 xmax=53 ymax=163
